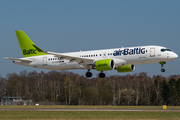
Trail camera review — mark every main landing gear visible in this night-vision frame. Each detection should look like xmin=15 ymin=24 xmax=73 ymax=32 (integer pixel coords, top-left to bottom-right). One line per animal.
xmin=160 ymin=62 xmax=166 ymax=72
xmin=99 ymin=72 xmax=106 ymax=78
xmin=85 ymin=70 xmax=106 ymax=78
xmin=86 ymin=70 xmax=92 ymax=78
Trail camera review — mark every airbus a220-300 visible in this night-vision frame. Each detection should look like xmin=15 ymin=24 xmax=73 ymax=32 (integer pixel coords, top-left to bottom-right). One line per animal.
xmin=5 ymin=31 xmax=178 ymax=78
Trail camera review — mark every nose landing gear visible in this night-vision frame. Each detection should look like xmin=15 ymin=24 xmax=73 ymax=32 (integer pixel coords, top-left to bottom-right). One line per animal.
xmin=161 ymin=68 xmax=165 ymax=72
xmin=159 ymin=62 xmax=166 ymax=72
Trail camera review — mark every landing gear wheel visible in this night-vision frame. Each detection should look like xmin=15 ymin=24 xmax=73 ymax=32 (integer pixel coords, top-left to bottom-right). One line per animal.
xmin=161 ymin=68 xmax=165 ymax=72
xmin=85 ymin=72 xmax=92 ymax=78
xmin=99 ymin=72 xmax=105 ymax=78
xmin=160 ymin=62 xmax=166 ymax=73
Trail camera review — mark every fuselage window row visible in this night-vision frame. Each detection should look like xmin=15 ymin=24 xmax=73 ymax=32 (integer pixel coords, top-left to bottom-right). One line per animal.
xmin=80 ymin=54 xmax=103 ymax=57
xmin=48 ymin=52 xmax=114 ymax=61
xmin=48 ymin=58 xmax=61 ymax=61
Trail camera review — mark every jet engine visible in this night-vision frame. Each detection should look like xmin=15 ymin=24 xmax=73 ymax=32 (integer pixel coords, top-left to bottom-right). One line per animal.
xmin=116 ymin=65 xmax=135 ymax=73
xmin=93 ymin=59 xmax=115 ymax=71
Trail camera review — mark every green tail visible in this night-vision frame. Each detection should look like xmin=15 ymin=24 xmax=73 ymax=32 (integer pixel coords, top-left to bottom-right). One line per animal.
xmin=15 ymin=30 xmax=47 ymax=57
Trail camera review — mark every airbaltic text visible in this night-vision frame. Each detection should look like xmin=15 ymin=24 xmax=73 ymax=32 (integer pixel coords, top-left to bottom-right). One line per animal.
xmin=113 ymin=47 xmax=146 ymax=56
xmin=23 ymin=49 xmax=37 ymax=55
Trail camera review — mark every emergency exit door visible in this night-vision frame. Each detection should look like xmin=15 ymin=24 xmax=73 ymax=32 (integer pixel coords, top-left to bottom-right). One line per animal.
xmin=150 ymin=48 xmax=155 ymax=57
xmin=103 ymin=52 xmax=106 ymax=58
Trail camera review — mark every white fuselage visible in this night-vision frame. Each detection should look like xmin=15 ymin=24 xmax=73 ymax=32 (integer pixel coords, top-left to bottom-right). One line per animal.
xmin=14 ymin=45 xmax=178 ymax=71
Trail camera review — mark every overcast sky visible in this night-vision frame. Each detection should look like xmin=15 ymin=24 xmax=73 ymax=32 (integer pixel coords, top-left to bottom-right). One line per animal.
xmin=0 ymin=0 xmax=180 ymax=78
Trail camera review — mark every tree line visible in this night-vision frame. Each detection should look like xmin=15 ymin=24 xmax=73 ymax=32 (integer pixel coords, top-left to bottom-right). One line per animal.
xmin=0 ymin=70 xmax=180 ymax=106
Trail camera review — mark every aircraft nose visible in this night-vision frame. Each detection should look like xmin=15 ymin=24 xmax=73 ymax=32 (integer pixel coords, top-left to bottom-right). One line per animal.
xmin=170 ymin=52 xmax=178 ymax=60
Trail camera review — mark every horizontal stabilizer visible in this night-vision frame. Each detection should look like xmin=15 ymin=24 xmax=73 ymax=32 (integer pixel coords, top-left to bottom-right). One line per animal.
xmin=4 ymin=57 xmax=32 ymax=63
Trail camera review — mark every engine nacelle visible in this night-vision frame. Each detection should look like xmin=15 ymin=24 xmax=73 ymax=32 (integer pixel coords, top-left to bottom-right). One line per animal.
xmin=93 ymin=59 xmax=115 ymax=71
xmin=116 ymin=65 xmax=135 ymax=73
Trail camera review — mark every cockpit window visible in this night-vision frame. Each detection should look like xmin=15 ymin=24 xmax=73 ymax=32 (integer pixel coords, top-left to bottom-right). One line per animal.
xmin=161 ymin=48 xmax=172 ymax=52
xmin=166 ymin=49 xmax=172 ymax=51
xmin=161 ymin=49 xmax=166 ymax=52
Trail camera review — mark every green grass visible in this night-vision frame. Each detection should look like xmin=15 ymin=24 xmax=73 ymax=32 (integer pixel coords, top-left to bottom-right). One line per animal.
xmin=0 ymin=105 xmax=180 ymax=120
xmin=0 ymin=105 xmax=180 ymax=109
xmin=0 ymin=111 xmax=180 ymax=120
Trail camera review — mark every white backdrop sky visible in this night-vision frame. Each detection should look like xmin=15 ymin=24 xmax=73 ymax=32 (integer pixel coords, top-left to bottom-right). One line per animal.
xmin=0 ymin=0 xmax=180 ymax=78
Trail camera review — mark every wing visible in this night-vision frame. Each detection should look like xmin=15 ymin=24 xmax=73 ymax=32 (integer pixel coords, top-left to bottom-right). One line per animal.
xmin=44 ymin=51 xmax=95 ymax=66
xmin=4 ymin=57 xmax=33 ymax=63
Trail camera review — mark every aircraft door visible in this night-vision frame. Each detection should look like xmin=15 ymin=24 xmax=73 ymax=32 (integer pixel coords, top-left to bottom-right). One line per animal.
xmin=43 ymin=57 xmax=47 ymax=66
xmin=150 ymin=48 xmax=155 ymax=57
xmin=167 ymin=53 xmax=169 ymax=59
xmin=103 ymin=52 xmax=106 ymax=58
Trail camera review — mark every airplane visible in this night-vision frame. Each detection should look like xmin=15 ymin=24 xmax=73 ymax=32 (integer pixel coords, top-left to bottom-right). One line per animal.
xmin=5 ymin=30 xmax=178 ymax=78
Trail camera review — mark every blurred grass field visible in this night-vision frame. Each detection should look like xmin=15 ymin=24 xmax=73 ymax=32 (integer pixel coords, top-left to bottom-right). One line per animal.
xmin=0 ymin=105 xmax=180 ymax=109
xmin=0 ymin=105 xmax=180 ymax=120
xmin=0 ymin=111 xmax=180 ymax=120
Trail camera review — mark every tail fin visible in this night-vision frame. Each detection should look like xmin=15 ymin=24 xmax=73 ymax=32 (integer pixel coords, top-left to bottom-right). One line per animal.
xmin=15 ymin=30 xmax=47 ymax=57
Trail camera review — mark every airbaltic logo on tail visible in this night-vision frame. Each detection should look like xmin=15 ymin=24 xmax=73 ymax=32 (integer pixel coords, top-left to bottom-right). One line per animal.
xmin=113 ymin=47 xmax=146 ymax=56
xmin=23 ymin=49 xmax=37 ymax=55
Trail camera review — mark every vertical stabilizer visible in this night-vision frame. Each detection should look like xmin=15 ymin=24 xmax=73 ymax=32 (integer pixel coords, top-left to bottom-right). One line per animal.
xmin=15 ymin=30 xmax=47 ymax=57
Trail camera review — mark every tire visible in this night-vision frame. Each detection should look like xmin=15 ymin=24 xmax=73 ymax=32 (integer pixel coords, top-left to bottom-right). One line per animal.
xmin=99 ymin=73 xmax=105 ymax=78
xmin=86 ymin=72 xmax=92 ymax=77
xmin=161 ymin=69 xmax=165 ymax=72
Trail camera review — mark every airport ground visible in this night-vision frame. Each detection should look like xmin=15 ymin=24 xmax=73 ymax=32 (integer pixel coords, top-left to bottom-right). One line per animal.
xmin=0 ymin=105 xmax=180 ymax=120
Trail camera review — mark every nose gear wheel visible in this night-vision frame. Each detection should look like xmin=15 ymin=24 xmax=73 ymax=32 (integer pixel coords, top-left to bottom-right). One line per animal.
xmin=161 ymin=68 xmax=165 ymax=72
